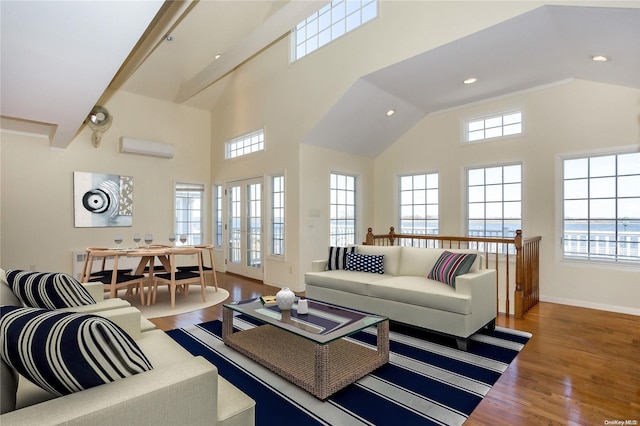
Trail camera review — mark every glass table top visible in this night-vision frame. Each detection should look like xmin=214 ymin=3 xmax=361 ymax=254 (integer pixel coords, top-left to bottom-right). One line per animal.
xmin=224 ymin=297 xmax=387 ymax=344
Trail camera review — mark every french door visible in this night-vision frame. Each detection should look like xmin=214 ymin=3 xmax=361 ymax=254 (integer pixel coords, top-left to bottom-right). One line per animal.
xmin=226 ymin=178 xmax=263 ymax=280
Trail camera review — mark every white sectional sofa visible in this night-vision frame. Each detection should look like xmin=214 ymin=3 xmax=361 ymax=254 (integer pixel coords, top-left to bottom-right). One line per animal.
xmin=1 ymin=269 xmax=256 ymax=426
xmin=305 ymin=245 xmax=497 ymax=350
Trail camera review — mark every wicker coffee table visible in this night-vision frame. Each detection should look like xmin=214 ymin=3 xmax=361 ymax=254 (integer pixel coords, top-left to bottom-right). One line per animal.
xmin=222 ymin=297 xmax=389 ymax=400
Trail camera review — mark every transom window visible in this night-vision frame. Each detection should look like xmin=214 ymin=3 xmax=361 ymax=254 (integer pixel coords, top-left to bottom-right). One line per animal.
xmin=271 ymin=175 xmax=285 ymax=256
xmin=175 ymin=182 xmax=204 ymax=246
xmin=330 ymin=173 xmax=356 ymax=246
xmin=225 ymin=129 xmax=265 ymax=159
xmin=292 ymin=0 xmax=377 ymax=62
xmin=562 ymin=151 xmax=640 ymax=264
xmin=467 ymin=164 xmax=522 ymax=239
xmin=465 ymin=109 xmax=522 ymax=143
xmin=399 ymin=173 xmax=439 ymax=244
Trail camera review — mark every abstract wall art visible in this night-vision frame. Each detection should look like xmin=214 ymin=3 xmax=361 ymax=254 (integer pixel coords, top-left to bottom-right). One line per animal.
xmin=74 ymin=172 xmax=133 ymax=227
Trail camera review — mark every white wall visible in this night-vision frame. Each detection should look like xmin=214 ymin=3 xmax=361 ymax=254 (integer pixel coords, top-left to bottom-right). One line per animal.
xmin=1 ymin=90 xmax=211 ymax=274
xmin=373 ymin=79 xmax=640 ymax=314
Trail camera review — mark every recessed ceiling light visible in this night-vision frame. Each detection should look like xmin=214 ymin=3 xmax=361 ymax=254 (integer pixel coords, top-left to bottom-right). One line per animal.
xmin=463 ymin=77 xmax=477 ymax=85
xmin=214 ymin=53 xmax=222 ymax=60
xmin=386 ymin=109 xmax=396 ymax=117
xmin=592 ymin=55 xmax=609 ymax=62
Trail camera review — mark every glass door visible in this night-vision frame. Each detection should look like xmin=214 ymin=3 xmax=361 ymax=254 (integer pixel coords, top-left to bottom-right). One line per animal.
xmin=227 ymin=178 xmax=263 ymax=280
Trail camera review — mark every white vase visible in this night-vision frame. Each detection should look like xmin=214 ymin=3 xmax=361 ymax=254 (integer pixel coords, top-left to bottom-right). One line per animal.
xmin=276 ymin=287 xmax=295 ymax=310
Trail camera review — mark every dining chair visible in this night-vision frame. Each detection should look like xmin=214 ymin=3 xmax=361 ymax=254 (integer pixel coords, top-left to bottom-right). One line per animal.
xmin=85 ymin=249 xmax=146 ymax=304
xmin=150 ymin=248 xmax=206 ymax=309
xmin=176 ymin=244 xmax=218 ymax=291
xmin=80 ymin=246 xmax=132 ymax=283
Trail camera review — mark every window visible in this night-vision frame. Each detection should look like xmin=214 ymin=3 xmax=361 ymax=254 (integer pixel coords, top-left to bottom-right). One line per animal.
xmin=467 ymin=164 xmax=522 ymax=239
xmin=399 ymin=173 xmax=439 ymax=243
xmin=330 ymin=173 xmax=356 ymax=246
xmin=175 ymin=182 xmax=204 ymax=246
xmin=213 ymin=185 xmax=223 ymax=247
xmin=465 ymin=109 xmax=522 ymax=143
xmin=271 ymin=175 xmax=285 ymax=256
xmin=292 ymin=0 xmax=377 ymax=61
xmin=562 ymin=151 xmax=640 ymax=264
xmin=247 ymin=183 xmax=262 ymax=268
xmin=225 ymin=129 xmax=264 ymax=159
xmin=228 ymin=186 xmax=241 ymax=264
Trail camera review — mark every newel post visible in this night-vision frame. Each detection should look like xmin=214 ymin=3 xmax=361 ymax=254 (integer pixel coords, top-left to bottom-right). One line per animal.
xmin=514 ymin=229 xmax=524 ymax=318
xmin=389 ymin=227 xmax=396 ymax=246
xmin=365 ymin=228 xmax=374 ymax=245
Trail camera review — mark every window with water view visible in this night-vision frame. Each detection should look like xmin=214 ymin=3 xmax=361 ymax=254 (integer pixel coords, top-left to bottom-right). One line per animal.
xmin=467 ymin=164 xmax=522 ymax=253
xmin=563 ymin=151 xmax=640 ymax=264
xmin=271 ymin=175 xmax=285 ymax=256
xmin=330 ymin=173 xmax=356 ymax=246
xmin=399 ymin=173 xmax=439 ymax=247
xmin=214 ymin=185 xmax=222 ymax=247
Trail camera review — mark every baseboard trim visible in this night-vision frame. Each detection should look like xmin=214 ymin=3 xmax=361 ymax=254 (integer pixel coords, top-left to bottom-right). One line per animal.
xmin=540 ymin=296 xmax=640 ymax=316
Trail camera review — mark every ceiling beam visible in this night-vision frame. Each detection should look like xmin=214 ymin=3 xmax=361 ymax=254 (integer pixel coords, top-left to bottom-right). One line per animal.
xmin=105 ymin=0 xmax=198 ymax=95
xmin=175 ymin=0 xmax=329 ymax=103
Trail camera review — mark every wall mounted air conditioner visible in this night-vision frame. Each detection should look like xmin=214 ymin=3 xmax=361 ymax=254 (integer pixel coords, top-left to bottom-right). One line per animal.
xmin=119 ymin=137 xmax=174 ymax=158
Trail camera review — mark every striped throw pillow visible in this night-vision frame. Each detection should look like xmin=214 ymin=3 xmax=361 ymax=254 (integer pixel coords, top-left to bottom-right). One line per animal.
xmin=0 ymin=306 xmax=152 ymax=396
xmin=6 ymin=270 xmax=96 ymax=309
xmin=326 ymin=246 xmax=356 ymax=270
xmin=427 ymin=251 xmax=477 ymax=288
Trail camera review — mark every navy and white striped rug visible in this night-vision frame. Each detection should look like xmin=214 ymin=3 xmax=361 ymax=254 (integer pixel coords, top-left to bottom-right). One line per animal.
xmin=167 ymin=316 xmax=530 ymax=426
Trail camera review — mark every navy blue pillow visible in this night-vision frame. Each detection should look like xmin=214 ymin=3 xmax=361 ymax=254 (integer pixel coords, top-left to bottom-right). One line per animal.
xmin=6 ymin=270 xmax=96 ymax=309
xmin=0 ymin=306 xmax=152 ymax=396
xmin=345 ymin=253 xmax=385 ymax=274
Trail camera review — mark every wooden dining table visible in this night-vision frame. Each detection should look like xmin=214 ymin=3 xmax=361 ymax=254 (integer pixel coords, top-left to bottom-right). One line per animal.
xmin=83 ymin=245 xmax=203 ymax=305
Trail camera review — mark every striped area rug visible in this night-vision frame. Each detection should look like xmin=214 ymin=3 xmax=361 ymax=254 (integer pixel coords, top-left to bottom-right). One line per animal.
xmin=167 ymin=316 xmax=531 ymax=426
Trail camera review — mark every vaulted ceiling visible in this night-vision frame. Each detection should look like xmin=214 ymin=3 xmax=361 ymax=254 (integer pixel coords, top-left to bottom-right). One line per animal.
xmin=1 ymin=1 xmax=638 ymax=155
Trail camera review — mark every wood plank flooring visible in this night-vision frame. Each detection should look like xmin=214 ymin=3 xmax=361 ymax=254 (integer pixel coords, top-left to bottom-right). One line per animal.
xmin=150 ymin=273 xmax=640 ymax=425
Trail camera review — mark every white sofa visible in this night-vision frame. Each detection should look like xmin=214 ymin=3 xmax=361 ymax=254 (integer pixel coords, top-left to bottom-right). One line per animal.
xmin=305 ymin=245 xmax=497 ymax=350
xmin=1 ymin=269 xmax=256 ymax=425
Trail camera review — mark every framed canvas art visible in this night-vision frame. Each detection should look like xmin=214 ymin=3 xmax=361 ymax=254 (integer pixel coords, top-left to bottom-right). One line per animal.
xmin=74 ymin=172 xmax=133 ymax=227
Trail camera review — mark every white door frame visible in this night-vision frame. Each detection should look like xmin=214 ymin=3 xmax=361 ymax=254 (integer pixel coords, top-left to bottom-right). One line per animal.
xmin=225 ymin=177 xmax=263 ymax=281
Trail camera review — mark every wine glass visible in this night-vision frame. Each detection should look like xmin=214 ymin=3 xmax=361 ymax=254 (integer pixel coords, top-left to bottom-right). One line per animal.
xmin=114 ymin=234 xmax=123 ymax=249
xmin=133 ymin=233 xmax=141 ymax=248
xmin=169 ymin=233 xmax=176 ymax=246
xmin=179 ymin=234 xmax=188 ymax=245
xmin=144 ymin=233 xmax=153 ymax=249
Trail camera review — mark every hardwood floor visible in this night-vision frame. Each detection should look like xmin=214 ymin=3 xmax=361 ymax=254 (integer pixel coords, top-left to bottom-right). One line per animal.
xmin=150 ymin=273 xmax=640 ymax=425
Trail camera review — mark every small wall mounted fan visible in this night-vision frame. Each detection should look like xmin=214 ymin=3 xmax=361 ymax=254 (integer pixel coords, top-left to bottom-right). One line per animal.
xmin=86 ymin=105 xmax=113 ymax=148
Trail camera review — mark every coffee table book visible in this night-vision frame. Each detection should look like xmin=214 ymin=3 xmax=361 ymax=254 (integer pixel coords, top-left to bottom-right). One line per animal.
xmin=259 ymin=295 xmax=277 ymax=306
